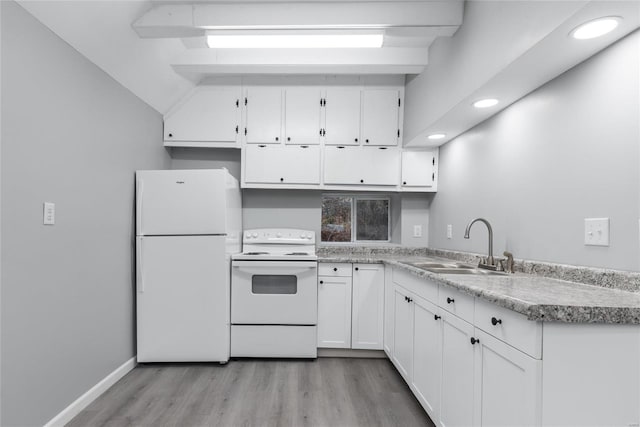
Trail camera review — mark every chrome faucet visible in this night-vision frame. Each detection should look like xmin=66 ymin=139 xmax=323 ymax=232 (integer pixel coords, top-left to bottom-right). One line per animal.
xmin=464 ymin=218 xmax=495 ymax=270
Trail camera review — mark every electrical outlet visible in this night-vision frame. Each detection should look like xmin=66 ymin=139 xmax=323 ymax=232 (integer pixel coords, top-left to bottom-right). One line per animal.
xmin=413 ymin=225 xmax=422 ymax=238
xmin=43 ymin=202 xmax=55 ymax=225
xmin=447 ymin=224 xmax=453 ymax=239
xmin=584 ymin=218 xmax=609 ymax=246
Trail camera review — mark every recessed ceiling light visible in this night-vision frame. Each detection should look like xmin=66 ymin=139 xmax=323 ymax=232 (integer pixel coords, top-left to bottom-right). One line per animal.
xmin=207 ymin=34 xmax=384 ymax=48
xmin=427 ymin=133 xmax=446 ymax=140
xmin=473 ymin=98 xmax=499 ymax=109
xmin=571 ymin=17 xmax=621 ymax=40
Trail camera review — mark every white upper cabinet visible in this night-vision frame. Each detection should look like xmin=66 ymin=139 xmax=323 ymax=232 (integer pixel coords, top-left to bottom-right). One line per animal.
xmin=244 ymin=144 xmax=320 ymax=185
xmin=164 ymin=86 xmax=240 ymax=144
xmin=245 ymin=87 xmax=282 ymax=144
xmin=284 ymin=87 xmax=322 ymax=145
xmin=324 ymin=88 xmax=361 ymax=146
xmin=362 ymin=89 xmax=401 ymax=146
xmin=401 ymin=151 xmax=436 ymax=188
xmin=324 ymin=146 xmax=400 ymax=186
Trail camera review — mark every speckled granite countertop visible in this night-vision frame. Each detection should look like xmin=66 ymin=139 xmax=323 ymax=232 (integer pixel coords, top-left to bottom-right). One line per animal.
xmin=317 ymin=247 xmax=640 ymax=324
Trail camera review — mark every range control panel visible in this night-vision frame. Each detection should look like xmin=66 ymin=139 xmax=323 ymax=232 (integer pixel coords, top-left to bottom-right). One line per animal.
xmin=243 ymin=228 xmax=315 ymax=244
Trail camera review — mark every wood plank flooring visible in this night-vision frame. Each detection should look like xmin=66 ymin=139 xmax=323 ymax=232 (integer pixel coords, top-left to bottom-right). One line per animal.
xmin=68 ymin=358 xmax=435 ymax=427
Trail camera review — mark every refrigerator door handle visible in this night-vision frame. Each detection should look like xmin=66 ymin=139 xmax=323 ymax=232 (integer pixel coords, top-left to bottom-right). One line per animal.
xmin=136 ymin=178 xmax=144 ymax=235
xmin=137 ymin=238 xmax=144 ymax=293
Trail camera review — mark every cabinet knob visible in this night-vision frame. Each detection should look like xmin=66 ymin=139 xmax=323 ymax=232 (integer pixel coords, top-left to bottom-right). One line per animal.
xmin=470 ymin=337 xmax=480 ymax=345
xmin=333 ymin=267 xmax=337 ymax=271
xmin=403 ymin=181 xmax=407 ymax=185
xmin=355 ymin=138 xmax=358 ymax=142
xmin=287 ymin=137 xmax=291 ymax=141
xmin=360 ymin=179 xmax=364 ymax=183
xmin=319 ymin=280 xmax=324 ymax=284
xmin=446 ymin=297 xmax=455 ymax=304
xmin=434 ymin=314 xmax=441 ymax=321
xmin=408 ymin=297 xmax=413 ymax=303
xmin=366 ymin=139 xmax=370 ymax=143
xmin=280 ymin=178 xmax=284 ymax=182
xmin=168 ymin=133 xmax=173 ymax=138
xmin=354 ymin=267 xmax=359 ymax=271
xmin=491 ymin=317 xmax=503 ymax=326
xmin=275 ymin=137 xmax=279 ymax=141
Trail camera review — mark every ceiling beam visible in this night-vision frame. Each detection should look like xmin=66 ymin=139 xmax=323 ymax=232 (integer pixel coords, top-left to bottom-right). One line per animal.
xmin=133 ymin=1 xmax=463 ymax=38
xmin=170 ymin=47 xmax=428 ymax=76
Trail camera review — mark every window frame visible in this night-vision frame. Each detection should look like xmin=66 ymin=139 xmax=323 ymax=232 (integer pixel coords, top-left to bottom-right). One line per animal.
xmin=321 ymin=194 xmax=391 ymax=244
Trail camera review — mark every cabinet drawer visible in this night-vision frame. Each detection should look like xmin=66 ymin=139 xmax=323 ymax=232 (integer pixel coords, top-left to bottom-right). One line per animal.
xmin=438 ymin=285 xmax=474 ymax=324
xmin=392 ymin=268 xmax=438 ymax=303
xmin=474 ymin=298 xmax=542 ymax=359
xmin=319 ymin=263 xmax=352 ymax=277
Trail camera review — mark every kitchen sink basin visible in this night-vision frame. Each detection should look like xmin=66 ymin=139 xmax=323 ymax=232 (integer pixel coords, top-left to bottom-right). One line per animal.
xmin=409 ymin=262 xmax=475 ymax=269
xmin=407 ymin=261 xmax=509 ymax=276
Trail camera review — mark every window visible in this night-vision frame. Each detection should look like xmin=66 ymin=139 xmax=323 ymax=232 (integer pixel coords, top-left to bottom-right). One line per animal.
xmin=321 ymin=195 xmax=390 ymax=243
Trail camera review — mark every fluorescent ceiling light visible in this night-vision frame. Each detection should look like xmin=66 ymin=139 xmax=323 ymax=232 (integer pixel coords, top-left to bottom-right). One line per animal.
xmin=571 ymin=17 xmax=621 ymax=40
xmin=427 ymin=133 xmax=446 ymax=140
xmin=473 ymin=98 xmax=499 ymax=109
xmin=207 ymin=34 xmax=384 ymax=48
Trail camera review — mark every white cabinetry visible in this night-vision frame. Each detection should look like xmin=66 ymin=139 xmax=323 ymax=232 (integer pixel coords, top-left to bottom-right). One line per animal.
xmin=362 ymin=89 xmax=400 ymax=146
xmin=393 ymin=286 xmax=413 ymax=381
xmin=351 ymin=264 xmax=384 ymax=350
xmin=317 ymin=273 xmax=352 ymax=349
xmin=284 ymin=87 xmax=322 ymax=145
xmin=323 ymin=146 xmax=400 ymax=186
xmin=324 ymin=88 xmax=361 ymax=145
xmin=317 ymin=263 xmax=384 ymax=350
xmin=244 ymin=144 xmax=320 ymax=185
xmin=401 ymin=151 xmax=436 ymax=189
xmin=245 ymin=87 xmax=282 ymax=144
xmin=164 ymin=86 xmax=240 ymax=146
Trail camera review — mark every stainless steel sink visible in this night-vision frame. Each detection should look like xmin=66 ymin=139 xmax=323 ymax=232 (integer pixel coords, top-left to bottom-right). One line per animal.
xmin=409 ymin=262 xmax=475 ymax=269
xmin=407 ymin=261 xmax=509 ymax=276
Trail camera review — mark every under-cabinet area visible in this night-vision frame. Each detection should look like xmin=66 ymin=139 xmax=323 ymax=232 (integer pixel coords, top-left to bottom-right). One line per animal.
xmin=163 ymin=77 xmax=438 ymax=192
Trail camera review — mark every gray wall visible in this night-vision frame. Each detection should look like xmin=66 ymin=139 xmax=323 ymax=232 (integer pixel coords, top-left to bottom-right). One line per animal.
xmin=1 ymin=2 xmax=169 ymax=425
xmin=429 ymin=30 xmax=640 ymax=271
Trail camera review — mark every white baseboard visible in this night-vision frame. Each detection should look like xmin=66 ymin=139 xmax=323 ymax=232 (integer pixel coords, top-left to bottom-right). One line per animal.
xmin=318 ymin=348 xmax=387 ymax=358
xmin=44 ymin=357 xmax=136 ymax=427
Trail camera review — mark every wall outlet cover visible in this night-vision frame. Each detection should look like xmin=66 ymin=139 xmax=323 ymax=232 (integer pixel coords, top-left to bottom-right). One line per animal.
xmin=584 ymin=218 xmax=609 ymax=246
xmin=43 ymin=202 xmax=55 ymax=225
xmin=413 ymin=225 xmax=422 ymax=238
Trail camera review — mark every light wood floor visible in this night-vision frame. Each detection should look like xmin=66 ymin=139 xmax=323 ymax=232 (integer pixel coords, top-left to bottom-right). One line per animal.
xmin=68 ymin=358 xmax=435 ymax=427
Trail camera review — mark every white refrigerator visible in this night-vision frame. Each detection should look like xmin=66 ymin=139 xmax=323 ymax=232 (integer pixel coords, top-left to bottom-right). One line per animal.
xmin=135 ymin=169 xmax=241 ymax=362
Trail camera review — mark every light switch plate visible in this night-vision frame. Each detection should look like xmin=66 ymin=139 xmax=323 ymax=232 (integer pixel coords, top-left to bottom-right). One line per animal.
xmin=43 ymin=202 xmax=55 ymax=225
xmin=447 ymin=224 xmax=453 ymax=239
xmin=413 ymin=225 xmax=422 ymax=238
xmin=584 ymin=218 xmax=609 ymax=246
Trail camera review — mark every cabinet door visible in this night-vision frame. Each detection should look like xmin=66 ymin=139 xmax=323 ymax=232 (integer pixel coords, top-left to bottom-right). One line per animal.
xmin=362 ymin=89 xmax=400 ymax=146
xmin=323 ymin=146 xmax=400 ymax=186
xmin=412 ymin=296 xmax=442 ymax=423
xmin=383 ymin=267 xmax=395 ymax=357
xmin=317 ymin=276 xmax=352 ymax=348
xmin=245 ymin=87 xmax=282 ymax=144
xmin=393 ymin=286 xmax=414 ymax=382
xmin=244 ymin=145 xmax=320 ymax=185
xmin=402 ymin=151 xmax=435 ymax=188
xmin=325 ymin=88 xmax=361 ymax=145
xmin=285 ymin=87 xmax=322 ymax=145
xmin=351 ymin=264 xmax=384 ymax=350
xmin=164 ymin=86 xmax=240 ymax=142
xmin=323 ymin=146 xmax=363 ymax=185
xmin=474 ymin=330 xmax=542 ymax=427
xmin=440 ymin=312 xmax=476 ymax=427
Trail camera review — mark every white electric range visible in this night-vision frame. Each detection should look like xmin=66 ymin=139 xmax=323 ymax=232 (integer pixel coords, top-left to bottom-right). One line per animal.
xmin=231 ymin=228 xmax=318 ymax=358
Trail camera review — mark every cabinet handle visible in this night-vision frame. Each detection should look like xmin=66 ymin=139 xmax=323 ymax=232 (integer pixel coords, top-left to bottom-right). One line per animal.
xmin=319 ymin=280 xmax=324 ymax=284
xmin=354 ymin=267 xmax=359 ymax=271
xmin=300 ymin=145 xmax=309 ymax=149
xmin=258 ymin=145 xmax=266 ymax=148
xmin=355 ymin=138 xmax=358 ymax=142
xmin=280 ymin=178 xmax=284 ymax=182
xmin=333 ymin=267 xmax=338 ymax=271
xmin=365 ymin=139 xmax=370 ymax=143
xmin=378 ymin=147 xmax=387 ymax=150
xmin=337 ymin=146 xmax=345 ymax=149
xmin=491 ymin=317 xmax=503 ymax=326
xmin=360 ymin=179 xmax=364 ymax=183
xmin=235 ymin=125 xmax=239 ymax=134
xmin=434 ymin=314 xmax=441 ymax=321
xmin=287 ymin=137 xmax=291 ymax=141
xmin=403 ymin=181 xmax=407 ymax=185
xmin=168 ymin=133 xmax=173 ymax=138
xmin=275 ymin=137 xmax=279 ymax=141
xmin=408 ymin=297 xmax=413 ymax=303
xmin=404 ymin=296 xmax=409 ymax=302
xmin=446 ymin=297 xmax=455 ymax=304
xmin=470 ymin=337 xmax=480 ymax=345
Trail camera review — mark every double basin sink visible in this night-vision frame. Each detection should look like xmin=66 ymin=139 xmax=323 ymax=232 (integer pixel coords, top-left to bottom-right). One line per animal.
xmin=408 ymin=261 xmax=509 ymax=276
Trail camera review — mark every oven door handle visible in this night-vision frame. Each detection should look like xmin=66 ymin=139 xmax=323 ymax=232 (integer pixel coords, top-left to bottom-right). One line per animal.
xmin=232 ymin=261 xmax=317 ymax=269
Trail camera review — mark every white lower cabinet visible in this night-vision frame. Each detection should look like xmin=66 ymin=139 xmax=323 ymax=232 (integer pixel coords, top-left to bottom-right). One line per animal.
xmin=351 ymin=264 xmax=384 ymax=350
xmin=317 ymin=275 xmax=352 ymax=348
xmin=393 ymin=285 xmax=413 ymax=381
xmin=440 ymin=311 xmax=476 ymax=427
xmin=411 ymin=296 xmax=442 ymax=423
xmin=317 ymin=263 xmax=384 ymax=350
xmin=474 ymin=329 xmax=541 ymax=427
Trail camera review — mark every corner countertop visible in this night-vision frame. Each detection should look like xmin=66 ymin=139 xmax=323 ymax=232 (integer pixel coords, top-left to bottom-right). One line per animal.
xmin=317 ymin=253 xmax=640 ymax=324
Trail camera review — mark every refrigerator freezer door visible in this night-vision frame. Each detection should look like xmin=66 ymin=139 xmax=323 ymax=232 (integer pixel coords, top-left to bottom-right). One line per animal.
xmin=136 ymin=169 xmax=228 ymax=236
xmin=137 ymin=235 xmax=230 ymax=362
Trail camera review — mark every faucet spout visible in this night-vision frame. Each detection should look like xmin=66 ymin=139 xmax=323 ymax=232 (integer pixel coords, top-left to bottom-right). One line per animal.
xmin=464 ymin=218 xmax=494 ymax=267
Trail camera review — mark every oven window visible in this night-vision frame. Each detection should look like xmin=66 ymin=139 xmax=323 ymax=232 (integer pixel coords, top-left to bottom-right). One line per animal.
xmin=252 ymin=275 xmax=298 ymax=294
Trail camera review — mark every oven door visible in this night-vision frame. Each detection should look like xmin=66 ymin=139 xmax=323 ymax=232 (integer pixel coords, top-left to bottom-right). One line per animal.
xmin=231 ymin=260 xmax=317 ymax=325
